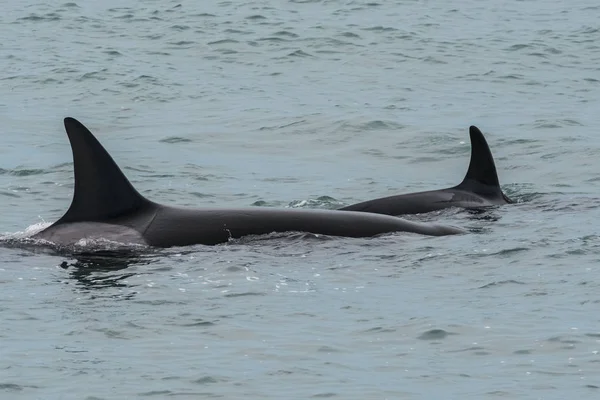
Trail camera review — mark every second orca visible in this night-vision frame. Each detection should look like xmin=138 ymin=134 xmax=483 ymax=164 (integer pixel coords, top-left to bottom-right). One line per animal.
xmin=339 ymin=126 xmax=513 ymax=216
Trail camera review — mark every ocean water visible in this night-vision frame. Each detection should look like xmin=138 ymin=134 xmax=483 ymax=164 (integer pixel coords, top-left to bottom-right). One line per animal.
xmin=1 ymin=0 xmax=600 ymax=399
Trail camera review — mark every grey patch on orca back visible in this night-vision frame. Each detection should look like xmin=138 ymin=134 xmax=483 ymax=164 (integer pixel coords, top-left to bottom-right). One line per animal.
xmin=35 ymin=222 xmax=148 ymax=246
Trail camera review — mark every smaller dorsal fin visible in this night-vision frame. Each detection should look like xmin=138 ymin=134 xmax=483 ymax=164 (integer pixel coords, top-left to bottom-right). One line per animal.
xmin=458 ymin=125 xmax=500 ymax=188
xmin=55 ymin=117 xmax=151 ymax=224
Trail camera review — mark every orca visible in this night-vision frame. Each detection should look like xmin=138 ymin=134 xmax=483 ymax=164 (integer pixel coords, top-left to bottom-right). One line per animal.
xmin=339 ymin=126 xmax=513 ymax=216
xmin=31 ymin=118 xmax=465 ymax=248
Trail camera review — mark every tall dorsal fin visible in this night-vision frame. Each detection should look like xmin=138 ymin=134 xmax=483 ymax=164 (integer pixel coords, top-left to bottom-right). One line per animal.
xmin=455 ymin=126 xmax=512 ymax=203
xmin=55 ymin=117 xmax=151 ymax=224
xmin=458 ymin=125 xmax=500 ymax=188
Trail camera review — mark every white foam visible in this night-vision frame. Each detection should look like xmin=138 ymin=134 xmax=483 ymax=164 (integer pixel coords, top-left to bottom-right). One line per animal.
xmin=0 ymin=222 xmax=53 ymax=240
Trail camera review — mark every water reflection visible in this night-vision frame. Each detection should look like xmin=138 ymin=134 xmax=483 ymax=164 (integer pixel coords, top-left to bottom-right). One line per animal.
xmin=463 ymin=207 xmax=502 ymax=222
xmin=60 ymin=249 xmax=159 ymax=294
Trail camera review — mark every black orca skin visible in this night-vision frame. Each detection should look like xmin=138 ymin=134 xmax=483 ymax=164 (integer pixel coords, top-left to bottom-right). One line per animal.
xmin=32 ymin=118 xmax=465 ymax=248
xmin=339 ymin=126 xmax=512 ymax=216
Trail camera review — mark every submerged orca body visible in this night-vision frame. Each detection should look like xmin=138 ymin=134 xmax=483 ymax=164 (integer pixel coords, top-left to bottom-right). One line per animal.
xmin=32 ymin=118 xmax=464 ymax=248
xmin=339 ymin=126 xmax=513 ymax=216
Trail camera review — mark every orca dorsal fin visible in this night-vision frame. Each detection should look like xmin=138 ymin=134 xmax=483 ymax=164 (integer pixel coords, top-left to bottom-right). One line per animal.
xmin=460 ymin=126 xmax=500 ymax=187
xmin=455 ymin=125 xmax=511 ymax=203
xmin=55 ymin=117 xmax=151 ymax=224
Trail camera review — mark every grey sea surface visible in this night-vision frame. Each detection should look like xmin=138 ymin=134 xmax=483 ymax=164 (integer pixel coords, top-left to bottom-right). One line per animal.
xmin=1 ymin=1 xmax=600 ymax=399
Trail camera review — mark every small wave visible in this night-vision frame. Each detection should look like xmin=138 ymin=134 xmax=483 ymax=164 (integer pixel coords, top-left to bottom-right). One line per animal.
xmin=257 ymin=37 xmax=290 ymax=43
xmin=0 ymin=168 xmax=48 ymax=176
xmin=422 ymin=56 xmax=447 ymax=64
xmin=547 ymin=335 xmax=581 ymax=344
xmin=0 ymin=191 xmax=20 ymax=198
xmin=140 ymin=390 xmax=222 ymax=397
xmin=312 ymin=393 xmax=337 ymax=398
xmin=223 ymin=292 xmax=264 ymax=298
xmin=339 ymin=119 xmax=405 ymax=132
xmin=363 ymin=26 xmax=398 ymax=32
xmin=78 ymin=69 xmax=108 ymax=81
xmin=273 ymin=30 xmax=299 ymax=38
xmin=182 ymin=319 xmax=217 ymax=327
xmin=498 ymin=74 xmax=524 ymax=80
xmin=477 ymin=247 xmax=529 ymax=257
xmin=362 ymin=326 xmax=396 ymax=333
xmin=0 ymin=383 xmax=40 ymax=391
xmin=287 ymin=49 xmax=313 ymax=57
xmin=159 ymin=136 xmax=192 ymax=144
xmin=417 ymin=329 xmax=456 ymax=340
xmin=339 ymin=32 xmax=361 ymax=39
xmin=34 ymin=78 xmax=63 ymax=85
xmin=448 ymin=346 xmax=487 ymax=353
xmin=208 ymin=39 xmax=239 ymax=45
xmin=532 ymin=119 xmax=583 ymax=129
xmin=505 ymin=43 xmax=532 ymax=51
xmin=191 ymin=376 xmax=226 ymax=384
xmin=479 ymin=279 xmax=526 ymax=289
xmin=18 ymin=13 xmax=61 ymax=22
xmin=167 ymin=40 xmax=195 ymax=47
xmin=258 ymin=118 xmax=307 ymax=131
xmin=190 ymin=192 xmax=215 ymax=199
